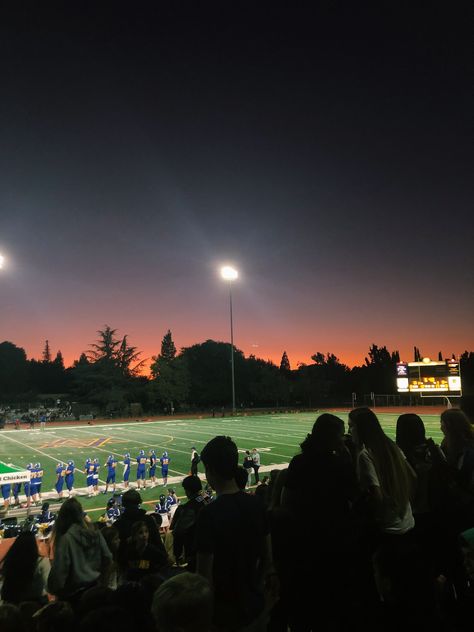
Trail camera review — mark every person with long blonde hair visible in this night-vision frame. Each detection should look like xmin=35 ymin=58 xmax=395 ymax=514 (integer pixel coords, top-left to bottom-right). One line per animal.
xmin=349 ymin=407 xmax=416 ymax=534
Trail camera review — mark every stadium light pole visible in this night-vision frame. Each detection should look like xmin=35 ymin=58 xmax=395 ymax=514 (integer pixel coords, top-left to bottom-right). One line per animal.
xmin=220 ymin=265 xmax=238 ymax=415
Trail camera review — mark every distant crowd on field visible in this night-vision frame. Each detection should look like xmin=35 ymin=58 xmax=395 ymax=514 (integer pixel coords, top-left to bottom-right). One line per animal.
xmin=0 ymin=404 xmax=74 ymax=428
xmin=1 ymin=406 xmax=474 ymax=632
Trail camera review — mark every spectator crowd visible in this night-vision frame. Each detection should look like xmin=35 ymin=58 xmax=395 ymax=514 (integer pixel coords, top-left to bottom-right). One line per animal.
xmin=0 ymin=406 xmax=473 ymax=632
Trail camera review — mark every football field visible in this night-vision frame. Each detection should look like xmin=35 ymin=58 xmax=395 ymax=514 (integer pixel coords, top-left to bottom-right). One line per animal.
xmin=0 ymin=411 xmax=444 ymax=516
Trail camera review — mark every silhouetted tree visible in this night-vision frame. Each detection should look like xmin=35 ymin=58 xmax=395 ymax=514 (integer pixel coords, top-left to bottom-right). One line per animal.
xmin=149 ymin=331 xmax=189 ymax=410
xmin=117 ymin=335 xmax=145 ymax=377
xmin=0 ymin=341 xmax=29 ymax=399
xmin=70 ymin=326 xmax=144 ymax=412
xmin=294 ymin=352 xmax=349 ymax=406
xmin=54 ymin=351 xmax=65 ymax=369
xmin=149 ymin=356 xmax=189 ymax=410
xmin=311 ymin=352 xmax=326 ymax=365
xmin=279 ymin=351 xmax=291 ymax=372
xmin=88 ymin=325 xmax=121 ymax=363
xmin=180 ymin=340 xmax=246 ymax=408
xmin=460 ymin=351 xmax=474 ymax=395
xmin=350 ymin=344 xmax=399 ymax=395
xmin=160 ymin=330 xmax=177 ymax=364
xmin=42 ymin=340 xmax=52 ymax=363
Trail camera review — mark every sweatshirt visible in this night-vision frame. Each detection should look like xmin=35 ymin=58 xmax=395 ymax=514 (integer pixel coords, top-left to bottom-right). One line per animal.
xmin=47 ymin=523 xmax=112 ymax=598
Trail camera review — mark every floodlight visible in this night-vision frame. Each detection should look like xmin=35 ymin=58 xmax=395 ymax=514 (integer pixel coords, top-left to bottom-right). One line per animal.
xmin=220 ymin=265 xmax=238 ymax=281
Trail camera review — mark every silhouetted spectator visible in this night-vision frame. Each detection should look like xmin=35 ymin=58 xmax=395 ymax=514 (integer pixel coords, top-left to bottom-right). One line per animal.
xmin=254 ymin=476 xmax=270 ymax=509
xmin=281 ymin=413 xmax=359 ymax=631
xmin=78 ymin=605 xmax=135 ymax=631
xmin=101 ymin=526 xmax=121 ymax=589
xmin=115 ymin=489 xmax=167 ymax=558
xmin=440 ymin=408 xmax=474 ymax=492
xmin=235 ymin=465 xmax=249 ymax=491
xmin=0 ymin=603 xmax=27 ymax=632
xmin=196 ymin=435 xmax=276 ymax=631
xmin=152 ymin=572 xmax=213 ymax=632
xmin=171 ymin=475 xmax=211 ymax=571
xmin=0 ymin=531 xmax=50 ymax=605
xmin=460 ymin=395 xmax=474 ymax=426
xmin=349 ymin=408 xmax=419 ymax=626
xmin=396 ymin=413 xmax=441 ymax=518
xmin=32 ymin=601 xmax=74 ymax=632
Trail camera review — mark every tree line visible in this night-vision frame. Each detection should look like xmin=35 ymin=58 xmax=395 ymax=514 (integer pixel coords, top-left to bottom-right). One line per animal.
xmin=0 ymin=327 xmax=473 ymax=414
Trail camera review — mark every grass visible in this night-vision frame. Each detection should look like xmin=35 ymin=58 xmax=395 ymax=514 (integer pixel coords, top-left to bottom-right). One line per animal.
xmin=0 ymin=411 xmax=444 ymax=516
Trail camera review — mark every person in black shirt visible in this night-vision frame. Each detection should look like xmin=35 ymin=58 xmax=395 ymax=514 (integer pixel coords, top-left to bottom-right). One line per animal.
xmin=190 ymin=448 xmax=200 ymax=476
xmin=118 ymin=520 xmax=168 ymax=583
xmin=196 ymin=436 xmax=277 ymax=631
xmin=171 ymin=475 xmax=211 ymax=571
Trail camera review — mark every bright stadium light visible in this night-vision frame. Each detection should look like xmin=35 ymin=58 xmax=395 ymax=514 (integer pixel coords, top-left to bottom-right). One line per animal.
xmin=0 ymin=254 xmax=4 ymax=269
xmin=220 ymin=265 xmax=239 ymax=415
xmin=220 ymin=265 xmax=238 ymax=281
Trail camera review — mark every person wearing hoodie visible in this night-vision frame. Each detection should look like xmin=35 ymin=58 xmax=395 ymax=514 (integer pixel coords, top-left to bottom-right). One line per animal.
xmin=47 ymin=498 xmax=112 ymax=602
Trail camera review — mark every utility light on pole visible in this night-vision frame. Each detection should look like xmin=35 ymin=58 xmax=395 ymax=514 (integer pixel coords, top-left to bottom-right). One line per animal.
xmin=220 ymin=265 xmax=238 ymax=415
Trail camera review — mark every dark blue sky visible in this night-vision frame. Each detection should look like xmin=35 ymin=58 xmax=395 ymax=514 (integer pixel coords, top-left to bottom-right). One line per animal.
xmin=1 ymin=2 xmax=472 ymax=369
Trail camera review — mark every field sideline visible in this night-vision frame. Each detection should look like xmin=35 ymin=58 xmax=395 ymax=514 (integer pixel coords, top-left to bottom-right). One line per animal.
xmin=0 ymin=410 xmax=445 ymax=515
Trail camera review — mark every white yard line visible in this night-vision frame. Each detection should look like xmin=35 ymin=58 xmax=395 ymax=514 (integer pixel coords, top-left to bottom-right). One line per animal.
xmin=82 ymin=423 xmax=296 ymax=461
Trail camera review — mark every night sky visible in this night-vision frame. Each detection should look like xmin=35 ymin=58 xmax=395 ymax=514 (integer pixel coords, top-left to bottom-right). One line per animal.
xmin=1 ymin=3 xmax=472 ymax=370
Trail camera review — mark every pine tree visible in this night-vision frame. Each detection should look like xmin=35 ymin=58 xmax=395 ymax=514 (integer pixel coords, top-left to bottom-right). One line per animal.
xmin=75 ymin=352 xmax=90 ymax=366
xmin=88 ymin=325 xmax=144 ymax=375
xmin=160 ymin=330 xmax=177 ymax=364
xmin=117 ymin=335 xmax=145 ymax=377
xmin=279 ymin=351 xmax=291 ymax=372
xmin=88 ymin=326 xmax=121 ymax=362
xmin=54 ymin=350 xmax=65 ymax=369
xmin=42 ymin=340 xmax=52 ymax=363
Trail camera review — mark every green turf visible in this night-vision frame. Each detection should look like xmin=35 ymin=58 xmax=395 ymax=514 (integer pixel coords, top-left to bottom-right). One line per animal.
xmin=0 ymin=411 xmax=444 ymax=515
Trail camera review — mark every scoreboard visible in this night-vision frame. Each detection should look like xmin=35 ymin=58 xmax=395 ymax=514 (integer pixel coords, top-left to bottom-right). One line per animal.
xmin=396 ymin=359 xmax=461 ymax=394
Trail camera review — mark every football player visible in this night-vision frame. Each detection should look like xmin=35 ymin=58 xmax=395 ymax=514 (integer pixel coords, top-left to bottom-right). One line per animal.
xmin=55 ymin=461 xmax=66 ymax=498
xmin=85 ymin=458 xmax=95 ymax=497
xmin=149 ymin=450 xmax=157 ymax=487
xmin=136 ymin=450 xmax=147 ymax=489
xmin=160 ymin=451 xmax=170 ymax=487
xmin=123 ymin=453 xmax=131 ymax=488
xmin=92 ymin=458 xmax=100 ymax=495
xmin=104 ymin=455 xmax=117 ymax=494
xmin=65 ymin=460 xmax=75 ymax=497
